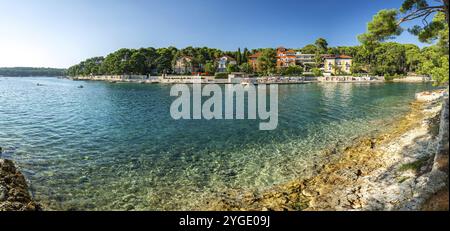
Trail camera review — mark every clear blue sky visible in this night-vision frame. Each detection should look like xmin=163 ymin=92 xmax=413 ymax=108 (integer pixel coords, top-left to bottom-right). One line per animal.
xmin=0 ymin=0 xmax=431 ymax=68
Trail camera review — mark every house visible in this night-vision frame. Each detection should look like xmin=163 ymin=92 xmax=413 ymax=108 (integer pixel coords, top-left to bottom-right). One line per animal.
xmin=276 ymin=47 xmax=297 ymax=68
xmin=295 ymin=53 xmax=316 ymax=65
xmin=173 ymin=56 xmax=194 ymax=74
xmin=324 ymin=55 xmax=352 ymax=75
xmin=276 ymin=47 xmax=319 ymax=71
xmin=296 ymin=52 xmax=317 ymax=72
xmin=217 ymin=55 xmax=237 ymax=73
xmin=248 ymin=52 xmax=262 ymax=72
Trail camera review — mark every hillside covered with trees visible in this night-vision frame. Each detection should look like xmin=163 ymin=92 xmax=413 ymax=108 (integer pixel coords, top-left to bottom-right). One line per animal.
xmin=0 ymin=67 xmax=66 ymax=77
xmin=66 ymin=42 xmax=445 ymax=81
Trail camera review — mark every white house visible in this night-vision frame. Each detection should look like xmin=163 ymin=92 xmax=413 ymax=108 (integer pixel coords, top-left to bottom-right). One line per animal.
xmin=217 ymin=55 xmax=237 ymax=73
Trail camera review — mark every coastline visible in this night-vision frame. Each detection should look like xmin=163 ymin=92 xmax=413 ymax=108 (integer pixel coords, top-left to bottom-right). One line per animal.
xmin=205 ymin=89 xmax=449 ymax=211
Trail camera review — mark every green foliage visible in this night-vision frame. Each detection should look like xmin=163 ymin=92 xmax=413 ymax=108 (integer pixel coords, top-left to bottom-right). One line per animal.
xmin=421 ymin=56 xmax=449 ymax=85
xmin=281 ymin=65 xmax=303 ymax=76
xmin=239 ymin=63 xmax=251 ymax=73
xmin=311 ymin=68 xmax=322 ymax=77
xmin=301 ymin=44 xmax=317 ymax=54
xmin=214 ymin=72 xmax=228 ymax=79
xmin=155 ymin=47 xmax=178 ymax=74
xmin=227 ymin=63 xmax=239 ymax=73
xmin=400 ymin=0 xmax=429 ymax=13
xmin=371 ymin=42 xmax=407 ymax=76
xmin=0 ymin=67 xmax=66 ymax=77
xmin=357 ymin=1 xmax=448 ymax=86
xmin=236 ymin=48 xmax=242 ymax=65
xmin=398 ymin=157 xmax=429 ymax=172
xmin=404 ymin=44 xmax=422 ymax=72
xmin=204 ymin=61 xmax=216 ymax=75
xmin=367 ymin=9 xmax=403 ymax=41
xmin=417 ymin=46 xmax=449 ymax=85
xmin=256 ymin=49 xmax=276 ymax=75
xmin=242 ymin=48 xmax=249 ymax=64
xmin=408 ymin=13 xmax=448 ymax=52
xmin=360 ymin=0 xmax=448 ymax=56
xmin=315 ymin=38 xmax=329 ymax=54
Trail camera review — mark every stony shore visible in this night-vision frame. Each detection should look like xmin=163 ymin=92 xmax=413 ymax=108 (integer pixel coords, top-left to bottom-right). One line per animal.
xmin=0 ymin=159 xmax=41 ymax=211
xmin=206 ymin=89 xmax=449 ymax=211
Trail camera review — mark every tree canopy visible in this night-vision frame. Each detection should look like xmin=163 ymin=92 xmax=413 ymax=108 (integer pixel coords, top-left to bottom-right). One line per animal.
xmin=359 ymin=0 xmax=449 ymax=84
xmin=315 ymin=38 xmax=329 ymax=54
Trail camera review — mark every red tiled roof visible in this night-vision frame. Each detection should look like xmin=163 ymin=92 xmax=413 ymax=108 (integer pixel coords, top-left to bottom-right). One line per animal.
xmin=338 ymin=55 xmax=352 ymax=59
xmin=249 ymin=52 xmax=262 ymax=58
xmin=324 ymin=55 xmax=352 ymax=59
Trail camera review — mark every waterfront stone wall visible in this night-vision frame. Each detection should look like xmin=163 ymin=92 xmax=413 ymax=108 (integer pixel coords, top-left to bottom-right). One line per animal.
xmin=394 ymin=76 xmax=433 ymax=82
xmin=74 ymin=75 xmax=149 ymax=81
xmin=318 ymin=76 xmax=384 ymax=82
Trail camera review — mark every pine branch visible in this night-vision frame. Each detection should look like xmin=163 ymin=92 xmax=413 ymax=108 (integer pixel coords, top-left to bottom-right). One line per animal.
xmin=398 ymin=6 xmax=445 ymax=25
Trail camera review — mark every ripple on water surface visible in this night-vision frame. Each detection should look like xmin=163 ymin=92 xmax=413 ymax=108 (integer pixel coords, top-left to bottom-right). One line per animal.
xmin=0 ymin=77 xmax=435 ymax=210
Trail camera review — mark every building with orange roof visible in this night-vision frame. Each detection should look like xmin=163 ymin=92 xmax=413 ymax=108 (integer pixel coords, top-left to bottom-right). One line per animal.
xmin=276 ymin=47 xmax=297 ymax=69
xmin=324 ymin=55 xmax=353 ymax=75
xmin=248 ymin=52 xmax=262 ymax=72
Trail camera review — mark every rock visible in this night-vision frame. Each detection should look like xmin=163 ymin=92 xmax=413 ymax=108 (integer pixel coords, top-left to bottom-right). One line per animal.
xmin=302 ymin=189 xmax=318 ymax=197
xmin=124 ymin=203 xmax=135 ymax=211
xmin=0 ymin=185 xmax=7 ymax=201
xmin=78 ymin=176 xmax=89 ymax=184
xmin=122 ymin=194 xmax=137 ymax=202
xmin=0 ymin=159 xmax=41 ymax=211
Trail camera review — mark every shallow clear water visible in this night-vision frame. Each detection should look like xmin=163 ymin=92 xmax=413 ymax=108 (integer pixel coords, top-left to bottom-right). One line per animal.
xmin=0 ymin=77 xmax=435 ymax=210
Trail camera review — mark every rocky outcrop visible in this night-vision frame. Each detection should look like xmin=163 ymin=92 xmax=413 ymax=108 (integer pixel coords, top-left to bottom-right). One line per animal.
xmin=0 ymin=159 xmax=41 ymax=211
xmin=433 ymin=95 xmax=449 ymax=173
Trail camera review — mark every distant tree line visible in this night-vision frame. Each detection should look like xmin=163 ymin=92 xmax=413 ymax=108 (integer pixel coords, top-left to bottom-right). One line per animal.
xmin=66 ymin=47 xmax=250 ymax=77
xmin=0 ymin=67 xmax=66 ymax=77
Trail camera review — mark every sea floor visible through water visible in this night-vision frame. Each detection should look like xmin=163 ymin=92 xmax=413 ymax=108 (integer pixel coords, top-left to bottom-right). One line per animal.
xmin=0 ymin=77 xmax=438 ymax=210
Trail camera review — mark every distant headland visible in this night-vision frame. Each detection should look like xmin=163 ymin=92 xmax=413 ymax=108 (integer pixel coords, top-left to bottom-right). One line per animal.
xmin=0 ymin=67 xmax=66 ymax=77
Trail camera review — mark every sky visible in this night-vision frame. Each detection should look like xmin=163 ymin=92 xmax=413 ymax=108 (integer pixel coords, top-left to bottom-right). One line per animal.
xmin=0 ymin=0 xmax=432 ymax=68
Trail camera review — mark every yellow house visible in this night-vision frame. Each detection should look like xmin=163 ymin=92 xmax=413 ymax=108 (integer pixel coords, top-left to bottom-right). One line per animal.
xmin=324 ymin=55 xmax=352 ymax=75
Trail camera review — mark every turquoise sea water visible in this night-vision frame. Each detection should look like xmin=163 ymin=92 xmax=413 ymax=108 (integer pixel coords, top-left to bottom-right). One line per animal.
xmin=0 ymin=77 xmax=435 ymax=210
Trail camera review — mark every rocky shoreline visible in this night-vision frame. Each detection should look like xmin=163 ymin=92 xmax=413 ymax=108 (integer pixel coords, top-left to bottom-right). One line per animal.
xmin=206 ymin=89 xmax=449 ymax=211
xmin=0 ymin=159 xmax=41 ymax=211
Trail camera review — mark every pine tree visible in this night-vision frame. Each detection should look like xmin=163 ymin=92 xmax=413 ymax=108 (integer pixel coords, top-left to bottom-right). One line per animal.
xmin=236 ymin=48 xmax=242 ymax=65
xmin=242 ymin=48 xmax=249 ymax=64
